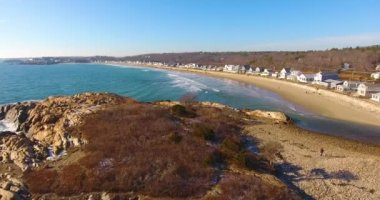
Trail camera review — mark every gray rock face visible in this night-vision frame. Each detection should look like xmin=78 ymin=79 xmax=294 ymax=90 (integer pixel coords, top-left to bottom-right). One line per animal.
xmin=0 ymin=174 xmax=29 ymax=200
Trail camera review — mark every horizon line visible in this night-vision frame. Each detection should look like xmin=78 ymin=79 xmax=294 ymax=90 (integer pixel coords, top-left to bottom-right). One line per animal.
xmin=1 ymin=44 xmax=379 ymax=59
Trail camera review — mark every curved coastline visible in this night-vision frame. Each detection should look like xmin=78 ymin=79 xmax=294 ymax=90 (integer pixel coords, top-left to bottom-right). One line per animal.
xmin=104 ymin=62 xmax=380 ymax=128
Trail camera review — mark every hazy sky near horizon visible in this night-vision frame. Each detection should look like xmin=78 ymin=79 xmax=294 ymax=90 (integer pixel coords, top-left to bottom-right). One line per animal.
xmin=0 ymin=0 xmax=380 ymax=58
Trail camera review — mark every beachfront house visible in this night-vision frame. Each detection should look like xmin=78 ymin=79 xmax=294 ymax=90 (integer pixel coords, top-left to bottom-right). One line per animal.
xmin=223 ymin=65 xmax=239 ymax=73
xmin=297 ymin=73 xmax=314 ymax=83
xmin=216 ymin=66 xmax=224 ymax=71
xmin=271 ymin=72 xmax=279 ymax=78
xmin=371 ymin=72 xmax=380 ymax=80
xmin=253 ymin=67 xmax=264 ymax=75
xmin=326 ymin=80 xmax=343 ymax=89
xmin=260 ymin=69 xmax=272 ymax=76
xmin=286 ymin=70 xmax=301 ymax=81
xmin=343 ymin=81 xmax=361 ymax=91
xmin=239 ymin=65 xmax=252 ymax=74
xmin=336 ymin=85 xmax=346 ymax=92
xmin=246 ymin=66 xmax=254 ymax=74
xmin=371 ymin=93 xmax=380 ymax=102
xmin=357 ymin=83 xmax=380 ymax=97
xmin=312 ymin=71 xmax=340 ymax=85
xmin=279 ymin=68 xmax=291 ymax=79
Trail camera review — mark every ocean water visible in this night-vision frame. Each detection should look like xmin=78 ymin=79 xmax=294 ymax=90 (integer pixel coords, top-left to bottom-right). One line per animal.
xmin=0 ymin=62 xmax=379 ymax=144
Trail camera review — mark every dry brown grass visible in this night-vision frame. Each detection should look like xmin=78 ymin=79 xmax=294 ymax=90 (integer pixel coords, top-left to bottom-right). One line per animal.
xmin=205 ymin=173 xmax=300 ymax=200
xmin=23 ymin=100 xmax=298 ymax=199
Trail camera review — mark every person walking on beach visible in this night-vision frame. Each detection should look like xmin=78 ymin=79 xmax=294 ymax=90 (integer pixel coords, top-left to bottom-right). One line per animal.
xmin=320 ymin=148 xmax=324 ymax=156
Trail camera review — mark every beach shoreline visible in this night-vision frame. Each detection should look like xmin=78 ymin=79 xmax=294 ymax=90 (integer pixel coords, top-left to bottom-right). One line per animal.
xmin=103 ymin=62 xmax=380 ymax=128
xmin=246 ymin=123 xmax=380 ymax=199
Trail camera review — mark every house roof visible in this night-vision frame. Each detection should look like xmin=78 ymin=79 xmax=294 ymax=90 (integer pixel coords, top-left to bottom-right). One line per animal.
xmin=324 ymin=79 xmax=343 ymax=83
xmin=281 ymin=68 xmax=291 ymax=72
xmin=300 ymin=74 xmax=315 ymax=78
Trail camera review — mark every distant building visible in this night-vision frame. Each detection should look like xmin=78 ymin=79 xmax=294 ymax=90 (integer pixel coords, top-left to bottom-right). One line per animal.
xmin=325 ymin=79 xmax=343 ymax=89
xmin=286 ymin=70 xmax=301 ymax=81
xmin=297 ymin=73 xmax=314 ymax=83
xmin=239 ymin=65 xmax=252 ymax=74
xmin=313 ymin=71 xmax=340 ymax=85
xmin=371 ymin=93 xmax=380 ymax=102
xmin=223 ymin=65 xmax=239 ymax=73
xmin=357 ymin=83 xmax=380 ymax=97
xmin=246 ymin=66 xmax=254 ymax=74
xmin=260 ymin=69 xmax=272 ymax=76
xmin=254 ymin=67 xmax=265 ymax=75
xmin=271 ymin=72 xmax=279 ymax=78
xmin=279 ymin=68 xmax=291 ymax=79
xmin=341 ymin=63 xmax=351 ymax=71
xmin=371 ymin=72 xmax=380 ymax=80
xmin=376 ymin=64 xmax=380 ymax=71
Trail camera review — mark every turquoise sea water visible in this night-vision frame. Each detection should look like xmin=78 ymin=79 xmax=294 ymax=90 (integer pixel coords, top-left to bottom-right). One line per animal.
xmin=0 ymin=62 xmax=379 ymax=144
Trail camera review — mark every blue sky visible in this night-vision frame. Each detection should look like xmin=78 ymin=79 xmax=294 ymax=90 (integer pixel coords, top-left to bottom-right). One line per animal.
xmin=0 ymin=0 xmax=380 ymax=58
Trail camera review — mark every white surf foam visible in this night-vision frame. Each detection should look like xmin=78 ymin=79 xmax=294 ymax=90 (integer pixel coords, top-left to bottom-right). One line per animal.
xmin=0 ymin=120 xmax=17 ymax=132
xmin=168 ymin=73 xmax=209 ymax=93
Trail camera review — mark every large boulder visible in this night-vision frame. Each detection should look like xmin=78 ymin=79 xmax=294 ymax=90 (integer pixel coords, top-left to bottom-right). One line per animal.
xmin=245 ymin=110 xmax=291 ymax=123
xmin=0 ymin=174 xmax=29 ymax=200
xmin=0 ymin=131 xmax=44 ymax=171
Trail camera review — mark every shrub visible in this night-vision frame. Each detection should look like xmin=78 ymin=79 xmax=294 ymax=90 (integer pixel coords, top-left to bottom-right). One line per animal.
xmin=204 ymin=150 xmax=226 ymax=167
xmin=193 ymin=124 xmax=215 ymax=141
xmin=234 ymin=152 xmax=260 ymax=170
xmin=221 ymin=137 xmax=244 ymax=153
xmin=168 ymin=132 xmax=182 ymax=144
xmin=171 ymin=104 xmax=195 ymax=118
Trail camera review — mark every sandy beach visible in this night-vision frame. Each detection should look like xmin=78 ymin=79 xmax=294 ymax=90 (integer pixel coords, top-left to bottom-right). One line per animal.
xmin=105 ymin=62 xmax=380 ymax=127
xmin=246 ymin=123 xmax=380 ymax=199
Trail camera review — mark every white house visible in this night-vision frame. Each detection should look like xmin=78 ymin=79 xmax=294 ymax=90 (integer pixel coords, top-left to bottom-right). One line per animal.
xmin=297 ymin=73 xmax=314 ymax=83
xmin=326 ymin=80 xmax=343 ymax=89
xmin=336 ymin=85 xmax=346 ymax=92
xmin=342 ymin=63 xmax=351 ymax=71
xmin=260 ymin=69 xmax=272 ymax=76
xmin=371 ymin=93 xmax=380 ymax=102
xmin=254 ymin=67 xmax=264 ymax=75
xmin=376 ymin=64 xmax=380 ymax=71
xmin=279 ymin=68 xmax=291 ymax=79
xmin=313 ymin=71 xmax=340 ymax=85
xmin=271 ymin=72 xmax=279 ymax=78
xmin=371 ymin=72 xmax=380 ymax=80
xmin=246 ymin=67 xmax=254 ymax=74
xmin=223 ymin=65 xmax=239 ymax=73
xmin=357 ymin=83 xmax=380 ymax=97
xmin=343 ymin=81 xmax=361 ymax=91
xmin=285 ymin=70 xmax=301 ymax=81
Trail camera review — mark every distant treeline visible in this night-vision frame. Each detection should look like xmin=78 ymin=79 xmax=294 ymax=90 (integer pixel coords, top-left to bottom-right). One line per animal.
xmin=5 ymin=45 xmax=380 ymax=72
xmin=123 ymin=45 xmax=380 ymax=72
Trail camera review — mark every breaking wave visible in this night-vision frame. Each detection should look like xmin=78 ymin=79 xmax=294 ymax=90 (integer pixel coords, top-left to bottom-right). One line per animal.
xmin=168 ymin=73 xmax=220 ymax=93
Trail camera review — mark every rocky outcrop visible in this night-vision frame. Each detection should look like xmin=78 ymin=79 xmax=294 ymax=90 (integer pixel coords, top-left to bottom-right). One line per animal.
xmin=0 ymin=93 xmax=133 ymax=170
xmin=244 ymin=110 xmax=291 ymax=123
xmin=0 ymin=102 xmax=36 ymax=132
xmin=0 ymin=131 xmax=46 ymax=171
xmin=0 ymin=174 xmax=28 ymax=200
